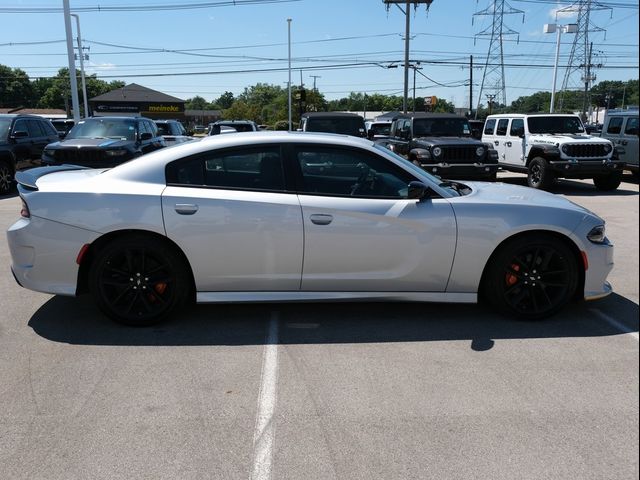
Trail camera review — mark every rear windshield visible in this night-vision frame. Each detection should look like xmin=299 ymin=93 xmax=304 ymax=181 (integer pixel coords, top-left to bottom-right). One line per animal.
xmin=368 ymin=123 xmax=391 ymax=136
xmin=527 ymin=116 xmax=584 ymax=134
xmin=306 ymin=116 xmax=365 ymax=136
xmin=219 ymin=123 xmax=254 ymax=132
xmin=67 ymin=118 xmax=136 ymax=141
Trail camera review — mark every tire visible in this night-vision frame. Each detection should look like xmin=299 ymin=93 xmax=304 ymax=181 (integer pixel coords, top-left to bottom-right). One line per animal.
xmin=483 ymin=234 xmax=579 ymax=320
xmin=0 ymin=160 xmax=14 ymax=195
xmin=593 ymin=171 xmax=622 ymax=191
xmin=527 ymin=157 xmax=555 ymax=190
xmin=89 ymin=235 xmax=190 ymax=326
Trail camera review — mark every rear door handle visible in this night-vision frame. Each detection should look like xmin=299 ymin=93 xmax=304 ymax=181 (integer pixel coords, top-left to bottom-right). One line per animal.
xmin=505 ymin=141 xmax=512 ymax=147
xmin=310 ymin=214 xmax=333 ymax=225
xmin=494 ymin=140 xmax=499 ymax=146
xmin=175 ymin=204 xmax=198 ymax=215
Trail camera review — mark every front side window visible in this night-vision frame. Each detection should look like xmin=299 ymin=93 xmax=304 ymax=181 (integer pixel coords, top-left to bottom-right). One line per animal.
xmin=624 ymin=117 xmax=639 ymax=135
xmin=13 ymin=119 xmax=29 ymax=136
xmin=509 ymin=119 xmax=525 ymax=137
xmin=166 ymin=145 xmax=285 ymax=191
xmin=295 ymin=145 xmax=414 ymax=198
xmin=606 ymin=117 xmax=623 ymax=134
xmin=27 ymin=120 xmax=45 ymax=138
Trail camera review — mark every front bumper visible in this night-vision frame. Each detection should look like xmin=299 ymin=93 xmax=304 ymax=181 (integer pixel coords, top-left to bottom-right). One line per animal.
xmin=548 ymin=159 xmax=625 ymax=177
xmin=582 ymin=237 xmax=615 ymax=301
xmin=416 ymin=162 xmax=499 ymax=179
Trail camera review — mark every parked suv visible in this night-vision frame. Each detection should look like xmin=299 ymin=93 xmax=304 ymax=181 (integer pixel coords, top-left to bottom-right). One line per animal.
xmin=208 ymin=120 xmax=259 ymax=134
xmin=483 ymin=113 xmax=624 ymax=191
xmin=599 ymin=108 xmax=638 ymax=175
xmin=299 ymin=112 xmax=366 ymax=137
xmin=42 ymin=116 xmax=166 ymax=168
xmin=0 ymin=114 xmax=60 ymax=194
xmin=155 ymin=119 xmax=192 ymax=146
xmin=380 ymin=113 xmax=499 ymax=180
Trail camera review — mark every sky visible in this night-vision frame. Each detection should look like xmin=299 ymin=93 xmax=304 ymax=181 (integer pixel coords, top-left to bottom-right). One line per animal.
xmin=0 ymin=0 xmax=638 ymax=110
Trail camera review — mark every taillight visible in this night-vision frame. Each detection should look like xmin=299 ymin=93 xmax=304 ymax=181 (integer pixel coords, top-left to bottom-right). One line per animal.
xmin=20 ymin=198 xmax=30 ymax=218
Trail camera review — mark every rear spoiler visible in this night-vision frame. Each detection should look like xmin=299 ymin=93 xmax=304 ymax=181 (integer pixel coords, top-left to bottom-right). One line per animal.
xmin=15 ymin=165 xmax=90 ymax=191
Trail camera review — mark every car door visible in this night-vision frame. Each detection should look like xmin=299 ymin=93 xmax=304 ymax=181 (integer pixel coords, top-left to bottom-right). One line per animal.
xmin=162 ymin=144 xmax=304 ymax=292
xmin=621 ymin=116 xmax=639 ymax=169
xmin=11 ymin=119 xmax=33 ymax=170
xmin=504 ymin=118 xmax=526 ymax=166
xmin=292 ymin=144 xmax=457 ymax=292
xmin=493 ymin=118 xmax=510 ymax=164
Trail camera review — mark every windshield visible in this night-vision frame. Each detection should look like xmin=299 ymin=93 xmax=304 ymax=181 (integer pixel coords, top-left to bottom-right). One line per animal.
xmin=527 ymin=116 xmax=585 ymax=134
xmin=413 ymin=118 xmax=471 ymax=137
xmin=0 ymin=118 xmax=11 ymax=139
xmin=373 ymin=143 xmax=461 ymax=197
xmin=67 ymin=118 xmax=136 ymax=140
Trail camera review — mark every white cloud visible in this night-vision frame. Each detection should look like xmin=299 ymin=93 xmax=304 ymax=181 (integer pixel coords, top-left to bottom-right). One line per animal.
xmin=550 ymin=6 xmax=577 ymax=21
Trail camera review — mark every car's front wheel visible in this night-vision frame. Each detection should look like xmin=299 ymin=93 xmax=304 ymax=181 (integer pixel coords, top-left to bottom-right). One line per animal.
xmin=527 ymin=157 xmax=555 ymax=190
xmin=593 ymin=171 xmax=622 ymax=191
xmin=0 ymin=160 xmax=14 ymax=195
xmin=89 ymin=235 xmax=190 ymax=326
xmin=483 ymin=234 xmax=579 ymax=319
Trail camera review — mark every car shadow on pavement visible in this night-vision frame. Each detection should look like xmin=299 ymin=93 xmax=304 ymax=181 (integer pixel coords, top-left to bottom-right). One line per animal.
xmin=497 ymin=174 xmax=639 ymax=197
xmin=28 ymin=293 xmax=638 ymax=350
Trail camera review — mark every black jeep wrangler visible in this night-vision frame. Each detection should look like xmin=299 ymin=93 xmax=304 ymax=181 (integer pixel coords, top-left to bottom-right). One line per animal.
xmin=380 ymin=113 xmax=498 ymax=180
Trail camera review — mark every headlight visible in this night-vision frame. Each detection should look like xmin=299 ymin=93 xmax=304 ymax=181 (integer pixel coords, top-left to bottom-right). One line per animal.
xmin=475 ymin=146 xmax=485 ymax=156
xmin=603 ymin=143 xmax=612 ymax=153
xmin=43 ymin=149 xmax=55 ymax=157
xmin=587 ymin=225 xmax=607 ymax=244
xmin=561 ymin=144 xmax=569 ymax=154
xmin=432 ymin=147 xmax=442 ymax=157
xmin=105 ymin=149 xmax=127 ymax=157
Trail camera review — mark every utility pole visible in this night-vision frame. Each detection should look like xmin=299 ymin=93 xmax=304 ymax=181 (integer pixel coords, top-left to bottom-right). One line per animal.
xmin=63 ymin=0 xmax=80 ymax=122
xmin=469 ymin=55 xmax=473 ymax=117
xmin=310 ymin=75 xmax=321 ymax=90
xmin=70 ymin=14 xmax=89 ymax=118
xmin=287 ymin=18 xmax=292 ymax=131
xmin=486 ymin=93 xmax=496 ymax=115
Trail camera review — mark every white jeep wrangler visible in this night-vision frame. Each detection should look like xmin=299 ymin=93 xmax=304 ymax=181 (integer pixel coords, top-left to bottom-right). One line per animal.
xmin=482 ymin=113 xmax=625 ymax=190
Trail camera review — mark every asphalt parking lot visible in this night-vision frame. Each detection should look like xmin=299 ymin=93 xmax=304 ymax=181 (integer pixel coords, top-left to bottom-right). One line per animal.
xmin=0 ymin=172 xmax=638 ymax=480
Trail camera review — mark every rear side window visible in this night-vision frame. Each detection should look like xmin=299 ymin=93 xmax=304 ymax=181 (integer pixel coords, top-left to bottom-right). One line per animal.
xmin=166 ymin=145 xmax=286 ymax=192
xmin=606 ymin=117 xmax=623 ymax=135
xmin=27 ymin=120 xmax=45 ymax=137
xmin=483 ymin=119 xmax=496 ymax=135
xmin=496 ymin=119 xmax=509 ymax=136
xmin=40 ymin=120 xmax=58 ymax=137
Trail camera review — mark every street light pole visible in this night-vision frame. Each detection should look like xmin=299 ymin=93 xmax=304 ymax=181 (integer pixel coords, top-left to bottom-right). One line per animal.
xmin=287 ymin=18 xmax=292 ymax=131
xmin=544 ymin=23 xmax=577 ymax=114
xmin=70 ymin=14 xmax=89 ymax=118
xmin=403 ymin=0 xmax=410 ymax=114
xmin=63 ymin=0 xmax=80 ymax=122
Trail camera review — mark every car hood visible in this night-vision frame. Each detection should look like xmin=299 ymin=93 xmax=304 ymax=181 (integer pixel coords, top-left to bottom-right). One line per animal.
xmin=47 ymin=138 xmax=132 ymax=149
xmin=455 ymin=180 xmax=597 ymax=217
xmin=528 ymin=133 xmax=610 ymax=144
xmin=415 ymin=136 xmax=481 ymax=146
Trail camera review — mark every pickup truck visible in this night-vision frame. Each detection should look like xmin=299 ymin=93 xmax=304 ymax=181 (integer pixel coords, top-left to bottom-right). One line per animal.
xmin=377 ymin=113 xmax=499 ymax=180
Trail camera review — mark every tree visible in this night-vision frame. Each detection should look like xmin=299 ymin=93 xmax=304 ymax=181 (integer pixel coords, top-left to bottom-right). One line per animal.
xmin=185 ymin=95 xmax=210 ymax=110
xmin=214 ymin=91 xmax=234 ymax=109
xmin=0 ymin=65 xmax=33 ymax=108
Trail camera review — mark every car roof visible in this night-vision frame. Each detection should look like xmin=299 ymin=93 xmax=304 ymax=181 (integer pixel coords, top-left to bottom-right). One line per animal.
xmin=485 ymin=113 xmax=580 ymax=119
xmin=0 ymin=113 xmax=46 ymax=119
xmin=393 ymin=112 xmax=466 ymax=120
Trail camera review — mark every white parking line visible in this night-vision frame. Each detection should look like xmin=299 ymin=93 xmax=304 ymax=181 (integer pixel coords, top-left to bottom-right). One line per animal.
xmin=591 ymin=308 xmax=639 ymax=341
xmin=250 ymin=311 xmax=280 ymax=480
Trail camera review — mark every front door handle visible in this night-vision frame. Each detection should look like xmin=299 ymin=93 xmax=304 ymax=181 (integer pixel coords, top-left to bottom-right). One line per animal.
xmin=175 ymin=204 xmax=198 ymax=215
xmin=310 ymin=214 xmax=333 ymax=225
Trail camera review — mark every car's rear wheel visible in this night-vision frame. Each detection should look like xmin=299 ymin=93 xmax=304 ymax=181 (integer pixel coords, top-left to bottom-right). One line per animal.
xmin=89 ymin=235 xmax=190 ymax=326
xmin=593 ymin=171 xmax=622 ymax=191
xmin=527 ymin=157 xmax=555 ymax=190
xmin=0 ymin=160 xmax=14 ymax=195
xmin=483 ymin=234 xmax=579 ymax=319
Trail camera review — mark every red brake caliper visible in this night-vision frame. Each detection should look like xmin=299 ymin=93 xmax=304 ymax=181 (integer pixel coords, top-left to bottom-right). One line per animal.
xmin=505 ymin=264 xmax=520 ymax=286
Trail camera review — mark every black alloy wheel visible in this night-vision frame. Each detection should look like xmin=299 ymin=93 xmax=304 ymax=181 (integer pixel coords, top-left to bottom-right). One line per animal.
xmin=527 ymin=157 xmax=555 ymax=190
xmin=484 ymin=234 xmax=579 ymax=319
xmin=89 ymin=235 xmax=190 ymax=326
xmin=0 ymin=161 xmax=14 ymax=195
xmin=593 ymin=171 xmax=622 ymax=191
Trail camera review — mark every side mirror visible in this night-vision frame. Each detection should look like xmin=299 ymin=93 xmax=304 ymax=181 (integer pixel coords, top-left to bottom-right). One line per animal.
xmin=11 ymin=130 xmax=28 ymax=139
xmin=367 ymin=130 xmax=375 ymax=140
xmin=139 ymin=132 xmax=152 ymax=141
xmin=359 ymin=127 xmax=366 ymax=137
xmin=408 ymin=181 xmax=432 ymax=201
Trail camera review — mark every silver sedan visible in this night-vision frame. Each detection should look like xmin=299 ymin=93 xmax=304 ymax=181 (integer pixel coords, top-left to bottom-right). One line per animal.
xmin=7 ymin=132 xmax=614 ymax=325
